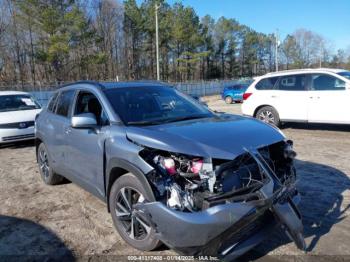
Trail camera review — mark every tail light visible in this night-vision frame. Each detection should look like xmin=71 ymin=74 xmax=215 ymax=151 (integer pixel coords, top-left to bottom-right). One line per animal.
xmin=243 ymin=92 xmax=252 ymax=101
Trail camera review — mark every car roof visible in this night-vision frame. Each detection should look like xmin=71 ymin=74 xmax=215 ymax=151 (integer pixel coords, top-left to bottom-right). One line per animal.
xmin=0 ymin=91 xmax=31 ymax=96
xmin=264 ymin=68 xmax=348 ymax=78
xmin=60 ymin=80 xmax=171 ymax=91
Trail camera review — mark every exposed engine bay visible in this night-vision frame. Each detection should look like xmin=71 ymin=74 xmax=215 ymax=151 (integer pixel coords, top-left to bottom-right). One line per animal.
xmin=140 ymin=140 xmax=297 ymax=212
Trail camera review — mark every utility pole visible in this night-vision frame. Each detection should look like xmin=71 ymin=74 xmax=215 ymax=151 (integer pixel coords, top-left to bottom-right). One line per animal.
xmin=275 ymin=29 xmax=279 ymax=72
xmin=155 ymin=4 xmax=160 ymax=80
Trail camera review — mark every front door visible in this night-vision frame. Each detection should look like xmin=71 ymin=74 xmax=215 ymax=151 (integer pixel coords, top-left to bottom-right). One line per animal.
xmin=65 ymin=91 xmax=110 ymax=198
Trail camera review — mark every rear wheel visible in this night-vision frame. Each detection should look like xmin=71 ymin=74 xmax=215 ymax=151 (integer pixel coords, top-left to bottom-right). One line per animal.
xmin=37 ymin=143 xmax=64 ymax=185
xmin=109 ymin=173 xmax=160 ymax=251
xmin=256 ymin=106 xmax=280 ymax=127
xmin=225 ymin=96 xmax=233 ymax=104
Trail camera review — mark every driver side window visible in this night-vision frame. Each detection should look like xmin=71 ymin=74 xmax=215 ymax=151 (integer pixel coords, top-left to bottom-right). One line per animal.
xmin=74 ymin=91 xmax=109 ymax=126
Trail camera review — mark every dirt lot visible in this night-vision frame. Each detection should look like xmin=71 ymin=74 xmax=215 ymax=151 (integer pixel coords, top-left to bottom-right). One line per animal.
xmin=1 ymin=96 xmax=350 ymax=261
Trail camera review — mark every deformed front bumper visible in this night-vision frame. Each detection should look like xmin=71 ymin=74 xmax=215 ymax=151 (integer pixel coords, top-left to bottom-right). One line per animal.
xmin=135 ymin=189 xmax=301 ymax=261
xmin=134 ymin=149 xmax=305 ymax=261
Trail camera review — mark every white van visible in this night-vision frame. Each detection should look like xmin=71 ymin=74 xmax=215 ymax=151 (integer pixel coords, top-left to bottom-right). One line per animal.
xmin=241 ymin=68 xmax=350 ymax=126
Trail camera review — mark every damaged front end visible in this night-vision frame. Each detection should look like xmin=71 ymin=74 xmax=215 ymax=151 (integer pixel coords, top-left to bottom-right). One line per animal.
xmin=134 ymin=140 xmax=305 ymax=260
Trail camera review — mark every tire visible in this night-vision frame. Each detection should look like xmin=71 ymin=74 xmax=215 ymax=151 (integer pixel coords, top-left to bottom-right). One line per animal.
xmin=109 ymin=173 xmax=160 ymax=251
xmin=37 ymin=143 xmax=64 ymax=185
xmin=225 ymin=96 xmax=233 ymax=104
xmin=255 ymin=106 xmax=280 ymax=127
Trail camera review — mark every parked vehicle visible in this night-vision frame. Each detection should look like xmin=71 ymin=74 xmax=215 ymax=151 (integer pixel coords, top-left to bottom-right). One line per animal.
xmin=0 ymin=91 xmax=41 ymax=144
xmin=242 ymin=68 xmax=350 ymax=127
xmin=222 ymin=84 xmax=249 ymax=104
xmin=35 ymin=81 xmax=305 ymax=260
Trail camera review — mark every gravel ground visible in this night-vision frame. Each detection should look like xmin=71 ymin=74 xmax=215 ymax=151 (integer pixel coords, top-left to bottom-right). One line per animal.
xmin=0 ymin=96 xmax=349 ymax=261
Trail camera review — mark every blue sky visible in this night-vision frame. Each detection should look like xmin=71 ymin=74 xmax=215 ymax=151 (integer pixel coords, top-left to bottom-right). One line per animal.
xmin=163 ymin=0 xmax=350 ymax=50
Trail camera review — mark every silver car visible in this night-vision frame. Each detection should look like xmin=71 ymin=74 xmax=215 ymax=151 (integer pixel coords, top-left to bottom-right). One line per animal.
xmin=35 ymin=81 xmax=305 ymax=260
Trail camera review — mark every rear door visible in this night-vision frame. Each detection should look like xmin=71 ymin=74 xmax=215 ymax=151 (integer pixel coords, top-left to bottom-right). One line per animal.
xmin=273 ymin=74 xmax=309 ymax=121
xmin=307 ymin=73 xmax=350 ymax=124
xmin=43 ymin=90 xmax=75 ymax=173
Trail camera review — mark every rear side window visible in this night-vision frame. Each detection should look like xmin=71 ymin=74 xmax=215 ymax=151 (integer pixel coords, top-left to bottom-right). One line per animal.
xmin=277 ymin=74 xmax=307 ymax=91
xmin=47 ymin=92 xmax=59 ymax=112
xmin=255 ymin=77 xmax=278 ymax=90
xmin=311 ymin=74 xmax=345 ymax=91
xmin=56 ymin=90 xmax=76 ymax=117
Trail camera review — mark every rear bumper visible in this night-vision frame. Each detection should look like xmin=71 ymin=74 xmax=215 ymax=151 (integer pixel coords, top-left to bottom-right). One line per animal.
xmin=0 ymin=126 xmax=35 ymax=143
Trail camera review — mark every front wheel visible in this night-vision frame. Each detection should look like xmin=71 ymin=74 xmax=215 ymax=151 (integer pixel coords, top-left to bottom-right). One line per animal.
xmin=109 ymin=173 xmax=160 ymax=251
xmin=256 ymin=106 xmax=280 ymax=127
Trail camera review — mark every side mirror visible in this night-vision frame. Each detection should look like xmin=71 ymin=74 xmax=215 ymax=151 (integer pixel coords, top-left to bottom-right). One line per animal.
xmin=71 ymin=113 xmax=97 ymax=129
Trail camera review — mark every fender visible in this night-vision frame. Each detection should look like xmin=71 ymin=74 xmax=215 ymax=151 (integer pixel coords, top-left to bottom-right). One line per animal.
xmin=105 ymin=157 xmax=156 ymax=212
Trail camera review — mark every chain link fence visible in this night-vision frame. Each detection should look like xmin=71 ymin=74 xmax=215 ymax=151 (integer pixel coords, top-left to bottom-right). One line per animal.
xmin=1 ymin=78 xmax=253 ymax=106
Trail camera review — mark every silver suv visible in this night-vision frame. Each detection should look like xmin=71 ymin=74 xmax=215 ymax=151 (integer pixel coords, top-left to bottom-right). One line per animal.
xmin=35 ymin=81 xmax=305 ymax=260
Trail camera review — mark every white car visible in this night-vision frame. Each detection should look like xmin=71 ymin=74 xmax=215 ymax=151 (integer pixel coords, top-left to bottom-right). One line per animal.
xmin=241 ymin=68 xmax=350 ymax=126
xmin=0 ymin=91 xmax=41 ymax=143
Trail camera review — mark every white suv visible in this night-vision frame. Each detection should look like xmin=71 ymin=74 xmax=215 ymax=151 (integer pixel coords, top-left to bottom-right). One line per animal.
xmin=241 ymin=68 xmax=350 ymax=126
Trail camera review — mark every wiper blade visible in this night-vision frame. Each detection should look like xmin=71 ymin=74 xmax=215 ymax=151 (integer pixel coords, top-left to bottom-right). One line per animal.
xmin=127 ymin=120 xmax=162 ymax=126
xmin=162 ymin=115 xmax=208 ymax=123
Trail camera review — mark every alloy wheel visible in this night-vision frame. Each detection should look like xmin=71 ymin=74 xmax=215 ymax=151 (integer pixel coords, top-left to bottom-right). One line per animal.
xmin=258 ymin=110 xmax=275 ymax=125
xmin=38 ymin=147 xmax=50 ymax=179
xmin=115 ymin=187 xmax=151 ymax=241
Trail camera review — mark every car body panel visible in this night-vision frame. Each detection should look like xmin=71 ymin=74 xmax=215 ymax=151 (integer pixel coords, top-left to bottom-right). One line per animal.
xmin=126 ymin=114 xmax=284 ymax=160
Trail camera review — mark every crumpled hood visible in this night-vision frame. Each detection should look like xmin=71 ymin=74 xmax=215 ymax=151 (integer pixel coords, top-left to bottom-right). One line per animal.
xmin=0 ymin=109 xmax=41 ymax=124
xmin=126 ymin=114 xmax=285 ymax=160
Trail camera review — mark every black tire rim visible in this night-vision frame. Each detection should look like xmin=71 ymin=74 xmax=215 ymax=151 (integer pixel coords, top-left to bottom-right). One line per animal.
xmin=258 ymin=110 xmax=276 ymax=125
xmin=38 ymin=147 xmax=50 ymax=179
xmin=115 ymin=187 xmax=151 ymax=241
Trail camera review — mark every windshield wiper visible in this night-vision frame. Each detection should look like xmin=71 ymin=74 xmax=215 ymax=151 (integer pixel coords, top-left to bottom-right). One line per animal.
xmin=127 ymin=120 xmax=163 ymax=126
xmin=162 ymin=115 xmax=209 ymax=124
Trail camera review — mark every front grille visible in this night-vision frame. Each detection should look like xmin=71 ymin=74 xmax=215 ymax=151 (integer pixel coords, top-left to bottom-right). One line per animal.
xmin=2 ymin=133 xmax=35 ymax=141
xmin=0 ymin=121 xmax=35 ymax=129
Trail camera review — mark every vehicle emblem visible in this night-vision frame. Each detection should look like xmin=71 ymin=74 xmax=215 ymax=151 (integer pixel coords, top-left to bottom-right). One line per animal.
xmin=19 ymin=122 xmax=27 ymax=129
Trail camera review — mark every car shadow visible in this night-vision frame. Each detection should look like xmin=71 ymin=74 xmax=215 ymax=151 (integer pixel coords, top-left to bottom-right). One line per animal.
xmin=282 ymin=122 xmax=350 ymax=132
xmin=0 ymin=215 xmax=75 ymax=261
xmin=0 ymin=140 xmax=35 ymax=149
xmin=240 ymin=159 xmax=350 ymax=261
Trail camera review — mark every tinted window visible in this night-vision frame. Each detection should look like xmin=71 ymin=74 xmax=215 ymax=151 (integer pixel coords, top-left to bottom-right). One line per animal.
xmin=0 ymin=94 xmax=41 ymax=112
xmin=277 ymin=74 xmax=306 ymax=91
xmin=74 ymin=92 xmax=109 ymax=126
xmin=337 ymin=71 xmax=350 ymax=80
xmin=56 ymin=90 xmax=75 ymax=117
xmin=255 ymin=77 xmax=278 ymax=90
xmin=311 ymin=74 xmax=345 ymax=91
xmin=47 ymin=92 xmax=59 ymax=112
xmin=104 ymin=86 xmax=213 ymax=126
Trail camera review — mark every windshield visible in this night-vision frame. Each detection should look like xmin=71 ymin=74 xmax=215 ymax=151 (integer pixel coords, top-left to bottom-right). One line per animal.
xmin=103 ymin=86 xmax=214 ymax=126
xmin=0 ymin=95 xmax=41 ymax=112
xmin=338 ymin=71 xmax=350 ymax=80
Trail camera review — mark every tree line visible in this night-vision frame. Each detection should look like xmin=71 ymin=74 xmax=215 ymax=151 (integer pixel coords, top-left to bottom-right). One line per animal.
xmin=0 ymin=0 xmax=349 ymax=88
